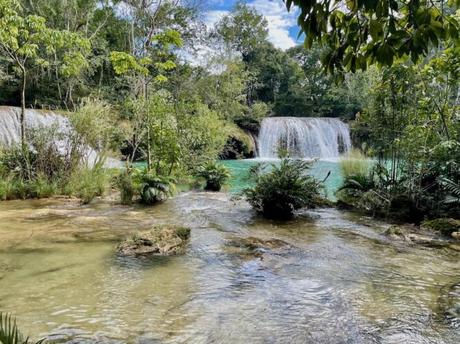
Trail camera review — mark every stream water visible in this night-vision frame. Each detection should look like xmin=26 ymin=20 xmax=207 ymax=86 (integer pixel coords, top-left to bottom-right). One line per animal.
xmin=0 ymin=192 xmax=459 ymax=344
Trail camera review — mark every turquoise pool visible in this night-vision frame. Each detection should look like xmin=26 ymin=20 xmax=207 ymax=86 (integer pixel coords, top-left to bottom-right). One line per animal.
xmin=134 ymin=159 xmax=344 ymax=199
xmin=222 ymin=159 xmax=343 ymax=199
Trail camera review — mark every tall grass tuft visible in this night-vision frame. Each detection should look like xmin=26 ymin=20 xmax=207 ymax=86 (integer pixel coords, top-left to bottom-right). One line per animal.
xmin=340 ymin=149 xmax=372 ymax=178
xmin=64 ymin=164 xmax=110 ymax=204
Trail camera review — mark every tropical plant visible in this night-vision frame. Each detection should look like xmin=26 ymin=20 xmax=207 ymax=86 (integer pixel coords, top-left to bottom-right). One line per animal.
xmin=243 ymin=158 xmax=323 ymax=219
xmin=197 ymin=162 xmax=231 ymax=191
xmin=0 ymin=312 xmax=45 ymax=344
xmin=134 ymin=169 xmax=176 ymax=205
xmin=439 ymin=177 xmax=460 ymax=205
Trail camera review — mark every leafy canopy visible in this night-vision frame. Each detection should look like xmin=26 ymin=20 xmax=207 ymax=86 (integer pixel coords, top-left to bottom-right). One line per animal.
xmin=285 ymin=0 xmax=460 ymax=73
xmin=0 ymin=0 xmax=89 ymax=72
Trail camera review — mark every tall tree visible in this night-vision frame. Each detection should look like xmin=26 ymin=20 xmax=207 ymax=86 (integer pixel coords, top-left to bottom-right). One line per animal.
xmin=216 ymin=1 xmax=269 ymax=59
xmin=0 ymin=0 xmax=90 ymax=143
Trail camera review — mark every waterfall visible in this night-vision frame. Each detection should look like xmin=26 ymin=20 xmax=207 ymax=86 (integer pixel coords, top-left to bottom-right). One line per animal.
xmin=0 ymin=106 xmax=117 ymax=167
xmin=0 ymin=106 xmax=72 ymax=145
xmin=257 ymin=117 xmax=352 ymax=159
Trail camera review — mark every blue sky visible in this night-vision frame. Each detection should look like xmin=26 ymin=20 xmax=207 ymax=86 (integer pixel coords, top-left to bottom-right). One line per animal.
xmin=203 ymin=0 xmax=302 ymax=50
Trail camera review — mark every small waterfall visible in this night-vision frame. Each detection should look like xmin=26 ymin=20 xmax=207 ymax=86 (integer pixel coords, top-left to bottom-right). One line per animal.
xmin=257 ymin=117 xmax=351 ymax=159
xmin=0 ymin=106 xmax=72 ymax=146
xmin=0 ymin=106 xmax=116 ymax=166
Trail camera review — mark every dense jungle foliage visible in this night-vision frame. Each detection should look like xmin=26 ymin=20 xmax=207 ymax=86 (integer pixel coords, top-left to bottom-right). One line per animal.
xmin=0 ymin=0 xmax=459 ymax=223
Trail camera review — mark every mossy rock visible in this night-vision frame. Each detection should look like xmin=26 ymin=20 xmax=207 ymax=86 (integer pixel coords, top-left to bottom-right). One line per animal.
xmin=335 ymin=189 xmax=361 ymax=209
xmin=117 ymin=225 xmax=191 ymax=256
xmin=220 ymin=127 xmax=256 ymax=159
xmin=421 ymin=218 xmax=460 ymax=237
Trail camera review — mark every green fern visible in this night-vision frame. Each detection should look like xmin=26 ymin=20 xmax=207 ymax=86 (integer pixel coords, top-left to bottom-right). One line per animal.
xmin=438 ymin=177 xmax=460 ymax=204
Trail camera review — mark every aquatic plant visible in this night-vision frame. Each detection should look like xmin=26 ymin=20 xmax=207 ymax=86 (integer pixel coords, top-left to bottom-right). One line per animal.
xmin=197 ymin=162 xmax=231 ymax=191
xmin=0 ymin=313 xmax=45 ymax=344
xmin=243 ymin=158 xmax=323 ymax=219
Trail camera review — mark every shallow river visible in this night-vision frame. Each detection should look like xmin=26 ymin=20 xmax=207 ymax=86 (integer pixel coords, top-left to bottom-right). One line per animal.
xmin=0 ymin=193 xmax=459 ymax=343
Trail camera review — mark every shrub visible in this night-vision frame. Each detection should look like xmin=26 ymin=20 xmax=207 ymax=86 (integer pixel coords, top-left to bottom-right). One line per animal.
xmin=0 ymin=176 xmax=19 ymax=201
xmin=29 ymin=174 xmax=58 ymax=199
xmin=197 ymin=161 xmax=230 ymax=191
xmin=243 ymin=159 xmax=323 ymax=219
xmin=134 ymin=169 xmax=176 ymax=205
xmin=65 ymin=164 xmax=110 ymax=204
xmin=115 ymin=171 xmax=136 ymax=205
xmin=421 ymin=218 xmax=460 ymax=237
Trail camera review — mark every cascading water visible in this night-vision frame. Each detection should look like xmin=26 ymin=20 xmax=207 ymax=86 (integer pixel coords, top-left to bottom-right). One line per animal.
xmin=0 ymin=106 xmax=116 ymax=166
xmin=0 ymin=106 xmax=71 ymax=146
xmin=257 ymin=117 xmax=352 ymax=159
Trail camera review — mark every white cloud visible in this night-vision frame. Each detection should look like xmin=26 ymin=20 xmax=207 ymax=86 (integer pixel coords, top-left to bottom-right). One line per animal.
xmin=192 ymin=0 xmax=299 ymax=69
xmin=248 ymin=0 xmax=299 ymax=50
xmin=203 ymin=1 xmax=299 ymax=50
xmin=203 ymin=10 xmax=229 ymax=29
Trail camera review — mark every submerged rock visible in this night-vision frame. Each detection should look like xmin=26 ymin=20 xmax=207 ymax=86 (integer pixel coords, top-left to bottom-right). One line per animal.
xmin=117 ymin=225 xmax=191 ymax=256
xmin=228 ymin=236 xmax=290 ymax=250
xmin=225 ymin=236 xmax=291 ymax=259
xmin=384 ymin=224 xmax=457 ymax=246
xmin=438 ymin=282 xmax=460 ymax=327
xmin=219 ymin=128 xmax=256 ymax=159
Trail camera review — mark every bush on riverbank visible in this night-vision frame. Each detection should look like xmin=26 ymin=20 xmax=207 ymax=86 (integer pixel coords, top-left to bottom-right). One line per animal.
xmin=243 ymin=158 xmax=323 ymax=219
xmin=115 ymin=170 xmax=136 ymax=205
xmin=0 ymin=124 xmax=111 ymax=204
xmin=336 ymin=143 xmax=460 ymax=223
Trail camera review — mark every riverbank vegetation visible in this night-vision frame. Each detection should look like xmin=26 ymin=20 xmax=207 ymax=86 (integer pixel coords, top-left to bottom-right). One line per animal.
xmin=244 ymin=158 xmax=324 ymax=219
xmin=338 ymin=50 xmax=460 ymax=223
xmin=0 ymin=0 xmax=458 ymax=227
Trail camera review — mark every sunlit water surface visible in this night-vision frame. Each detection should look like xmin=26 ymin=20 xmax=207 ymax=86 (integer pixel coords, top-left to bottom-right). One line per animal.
xmin=0 ymin=192 xmax=459 ymax=343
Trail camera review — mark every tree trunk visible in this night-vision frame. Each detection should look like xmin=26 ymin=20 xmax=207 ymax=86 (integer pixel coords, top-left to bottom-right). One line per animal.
xmin=147 ymin=126 xmax=152 ymax=172
xmin=20 ymin=66 xmax=26 ymax=145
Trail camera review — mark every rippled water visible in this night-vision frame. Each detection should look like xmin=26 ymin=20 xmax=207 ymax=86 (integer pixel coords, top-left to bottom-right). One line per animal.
xmin=0 ymin=193 xmax=459 ymax=343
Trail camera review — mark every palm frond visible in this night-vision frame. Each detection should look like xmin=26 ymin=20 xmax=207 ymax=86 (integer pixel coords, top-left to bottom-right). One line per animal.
xmin=0 ymin=313 xmax=45 ymax=344
xmin=438 ymin=177 xmax=460 ymax=204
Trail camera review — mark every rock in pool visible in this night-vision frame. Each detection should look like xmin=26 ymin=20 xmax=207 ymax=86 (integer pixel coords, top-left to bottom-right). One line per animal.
xmin=117 ymin=225 xmax=191 ymax=256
